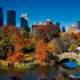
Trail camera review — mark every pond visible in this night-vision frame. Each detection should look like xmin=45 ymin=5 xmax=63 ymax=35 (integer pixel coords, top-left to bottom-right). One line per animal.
xmin=0 ymin=59 xmax=79 ymax=80
xmin=59 ymin=58 xmax=78 ymax=69
xmin=0 ymin=65 xmax=64 ymax=80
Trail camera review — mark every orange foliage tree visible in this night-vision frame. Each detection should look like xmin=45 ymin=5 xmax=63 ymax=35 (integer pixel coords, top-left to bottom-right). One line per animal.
xmin=35 ymin=40 xmax=48 ymax=64
xmin=7 ymin=51 xmax=23 ymax=63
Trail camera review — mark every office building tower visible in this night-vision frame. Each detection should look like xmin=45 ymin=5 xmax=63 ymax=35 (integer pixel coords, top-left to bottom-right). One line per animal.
xmin=0 ymin=7 xmax=3 ymax=26
xmin=62 ymin=26 xmax=66 ymax=32
xmin=20 ymin=13 xmax=30 ymax=38
xmin=7 ymin=10 xmax=16 ymax=26
xmin=20 ymin=13 xmax=28 ymax=28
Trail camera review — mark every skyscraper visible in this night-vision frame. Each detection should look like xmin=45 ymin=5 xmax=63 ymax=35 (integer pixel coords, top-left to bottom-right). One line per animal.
xmin=20 ymin=13 xmax=30 ymax=38
xmin=20 ymin=13 xmax=28 ymax=28
xmin=7 ymin=10 xmax=16 ymax=26
xmin=62 ymin=26 xmax=66 ymax=32
xmin=0 ymin=7 xmax=3 ymax=26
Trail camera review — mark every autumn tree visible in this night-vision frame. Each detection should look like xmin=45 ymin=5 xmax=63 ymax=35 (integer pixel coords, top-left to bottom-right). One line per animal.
xmin=35 ymin=40 xmax=48 ymax=64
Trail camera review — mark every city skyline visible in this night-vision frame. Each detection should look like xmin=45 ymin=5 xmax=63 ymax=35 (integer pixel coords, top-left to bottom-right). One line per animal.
xmin=0 ymin=0 xmax=80 ymax=27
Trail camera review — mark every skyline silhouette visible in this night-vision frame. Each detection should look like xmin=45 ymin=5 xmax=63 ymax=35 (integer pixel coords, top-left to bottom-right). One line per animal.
xmin=0 ymin=0 xmax=80 ymax=27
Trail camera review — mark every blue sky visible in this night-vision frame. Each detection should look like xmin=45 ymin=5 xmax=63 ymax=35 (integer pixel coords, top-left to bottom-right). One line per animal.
xmin=0 ymin=0 xmax=80 ymax=27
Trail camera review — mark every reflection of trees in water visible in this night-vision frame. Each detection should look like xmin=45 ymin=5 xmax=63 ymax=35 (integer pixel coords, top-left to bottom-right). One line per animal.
xmin=8 ymin=67 xmax=27 ymax=80
xmin=0 ymin=65 xmax=71 ymax=80
xmin=35 ymin=65 xmax=60 ymax=80
xmin=10 ymin=75 xmax=22 ymax=80
xmin=35 ymin=64 xmax=69 ymax=80
xmin=35 ymin=66 xmax=51 ymax=79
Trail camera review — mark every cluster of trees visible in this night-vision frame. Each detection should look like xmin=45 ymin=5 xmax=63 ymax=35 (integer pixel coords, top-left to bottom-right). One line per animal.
xmin=58 ymin=32 xmax=80 ymax=53
xmin=0 ymin=25 xmax=31 ymax=61
xmin=1 ymin=21 xmax=80 ymax=64
xmin=35 ymin=39 xmax=60 ymax=64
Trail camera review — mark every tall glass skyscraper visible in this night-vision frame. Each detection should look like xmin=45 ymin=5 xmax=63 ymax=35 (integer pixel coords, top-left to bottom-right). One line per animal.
xmin=20 ymin=13 xmax=30 ymax=38
xmin=20 ymin=13 xmax=28 ymax=28
xmin=0 ymin=7 xmax=3 ymax=26
xmin=7 ymin=10 xmax=16 ymax=26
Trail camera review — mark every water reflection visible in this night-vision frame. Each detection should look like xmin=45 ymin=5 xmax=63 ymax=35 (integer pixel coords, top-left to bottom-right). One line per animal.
xmin=0 ymin=64 xmax=77 ymax=80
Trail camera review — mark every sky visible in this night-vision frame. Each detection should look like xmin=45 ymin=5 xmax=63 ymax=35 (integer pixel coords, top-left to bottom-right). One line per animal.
xmin=0 ymin=0 xmax=80 ymax=27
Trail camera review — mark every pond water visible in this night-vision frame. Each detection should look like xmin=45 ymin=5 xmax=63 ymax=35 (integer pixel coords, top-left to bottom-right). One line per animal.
xmin=0 ymin=60 xmax=79 ymax=80
xmin=0 ymin=71 xmax=38 ymax=80
xmin=63 ymin=60 xmax=78 ymax=69
xmin=0 ymin=65 xmax=63 ymax=80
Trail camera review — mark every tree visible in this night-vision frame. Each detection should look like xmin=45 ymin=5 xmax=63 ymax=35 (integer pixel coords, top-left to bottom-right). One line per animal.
xmin=35 ymin=40 xmax=48 ymax=64
xmin=68 ymin=42 xmax=78 ymax=52
xmin=0 ymin=46 xmax=7 ymax=60
xmin=59 ymin=33 xmax=72 ymax=52
xmin=50 ymin=29 xmax=60 ymax=39
xmin=47 ymin=40 xmax=60 ymax=53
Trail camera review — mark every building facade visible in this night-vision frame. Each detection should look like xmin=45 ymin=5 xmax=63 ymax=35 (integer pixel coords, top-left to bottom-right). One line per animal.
xmin=32 ymin=20 xmax=61 ymax=39
xmin=7 ymin=10 xmax=16 ymax=26
xmin=62 ymin=26 xmax=66 ymax=32
xmin=20 ymin=13 xmax=30 ymax=38
xmin=20 ymin=13 xmax=28 ymax=28
xmin=0 ymin=7 xmax=3 ymax=26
